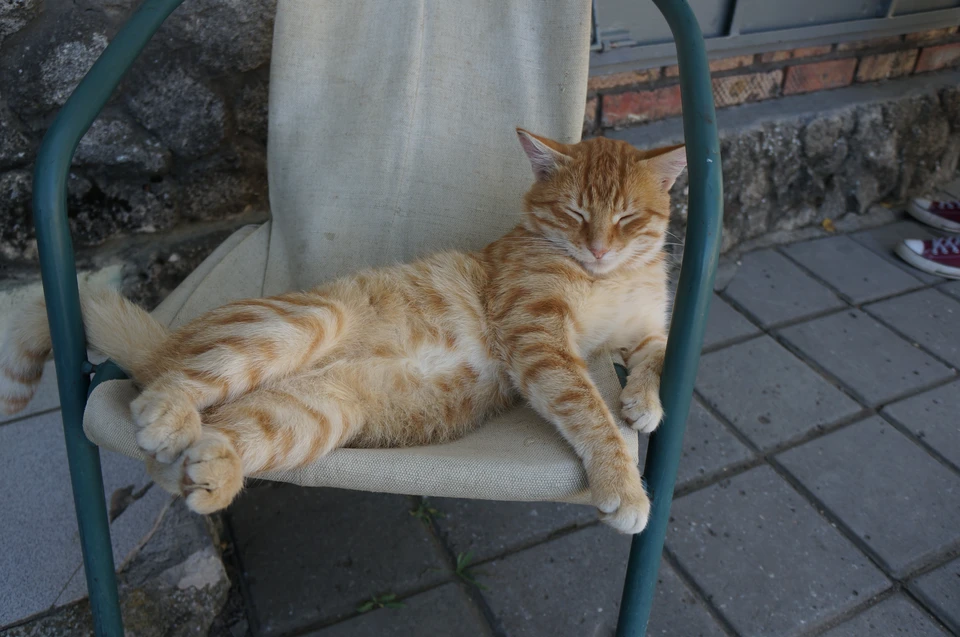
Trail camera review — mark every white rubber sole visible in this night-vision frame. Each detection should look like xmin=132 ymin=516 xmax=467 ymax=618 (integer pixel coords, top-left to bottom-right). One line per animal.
xmin=895 ymin=241 xmax=960 ymax=279
xmin=907 ymin=199 xmax=960 ymax=233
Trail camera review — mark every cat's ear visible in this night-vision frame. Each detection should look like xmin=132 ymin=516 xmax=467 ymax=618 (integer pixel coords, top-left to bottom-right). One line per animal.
xmin=645 ymin=144 xmax=687 ymax=191
xmin=517 ymin=128 xmax=571 ymax=181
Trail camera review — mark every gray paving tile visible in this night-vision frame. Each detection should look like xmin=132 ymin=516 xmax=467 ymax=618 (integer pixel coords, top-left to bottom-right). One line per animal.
xmin=778 ymin=417 xmax=960 ymax=577
xmin=677 ymin=399 xmax=754 ymax=490
xmin=0 ymin=360 xmax=60 ymax=425
xmin=911 ymin=558 xmax=960 ymax=635
xmin=883 ymin=381 xmax=960 ymax=470
xmin=724 ymin=249 xmax=844 ymax=327
xmin=779 ymin=310 xmax=954 ymax=406
xmin=0 ymin=412 xmax=158 ymax=626
xmin=866 ymin=288 xmax=960 ymax=368
xmin=851 ymin=220 xmax=944 ymax=284
xmin=819 ymin=595 xmax=948 ymax=637
xmin=228 ymin=484 xmax=449 ymax=636
xmin=433 ymin=499 xmax=596 ymax=563
xmin=939 ymin=280 xmax=960 ymax=300
xmin=696 ymin=336 xmax=862 ymax=450
xmin=306 ymin=584 xmax=490 ymax=637
xmin=478 ymin=525 xmax=725 ymax=637
xmin=783 ymin=235 xmax=923 ymax=303
xmin=668 ymin=466 xmax=890 ymax=637
xmin=703 ymin=295 xmax=759 ymax=349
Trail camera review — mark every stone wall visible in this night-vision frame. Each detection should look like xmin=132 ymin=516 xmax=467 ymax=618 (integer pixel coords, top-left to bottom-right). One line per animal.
xmin=1 ymin=3 xmax=960 ymax=303
xmin=0 ymin=0 xmax=274 ymax=282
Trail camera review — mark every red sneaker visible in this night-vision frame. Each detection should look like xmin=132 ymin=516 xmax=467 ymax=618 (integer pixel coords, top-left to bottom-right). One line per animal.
xmin=907 ymin=198 xmax=960 ymax=232
xmin=896 ymin=237 xmax=960 ymax=279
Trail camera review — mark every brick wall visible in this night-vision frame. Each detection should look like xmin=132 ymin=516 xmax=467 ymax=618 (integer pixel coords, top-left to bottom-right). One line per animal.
xmin=586 ymin=27 xmax=960 ymax=134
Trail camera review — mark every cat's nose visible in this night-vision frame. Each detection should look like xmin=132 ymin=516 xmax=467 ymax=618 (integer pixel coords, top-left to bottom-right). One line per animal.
xmin=590 ymin=246 xmax=609 ymax=260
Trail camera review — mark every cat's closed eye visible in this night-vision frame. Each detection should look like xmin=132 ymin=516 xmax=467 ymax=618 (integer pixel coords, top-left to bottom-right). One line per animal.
xmin=563 ymin=207 xmax=586 ymax=223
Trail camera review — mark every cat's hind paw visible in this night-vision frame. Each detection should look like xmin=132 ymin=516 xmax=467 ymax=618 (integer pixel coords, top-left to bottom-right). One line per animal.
xmin=132 ymin=389 xmax=202 ymax=463
xmin=181 ymin=430 xmax=244 ymax=515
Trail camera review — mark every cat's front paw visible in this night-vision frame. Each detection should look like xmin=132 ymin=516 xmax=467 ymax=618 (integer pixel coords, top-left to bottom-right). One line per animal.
xmin=590 ymin=458 xmax=650 ymax=535
xmin=132 ymin=389 xmax=202 ymax=463
xmin=620 ymin=374 xmax=663 ymax=434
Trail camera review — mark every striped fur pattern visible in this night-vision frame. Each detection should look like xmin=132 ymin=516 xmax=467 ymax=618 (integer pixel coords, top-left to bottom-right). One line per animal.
xmin=0 ymin=131 xmax=685 ymax=534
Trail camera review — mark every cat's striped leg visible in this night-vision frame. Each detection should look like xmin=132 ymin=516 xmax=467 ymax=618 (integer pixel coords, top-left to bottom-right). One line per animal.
xmin=619 ymin=330 xmax=667 ymax=434
xmin=504 ymin=319 xmax=649 ymax=535
xmin=134 ymin=293 xmax=348 ymax=463
xmin=167 ymin=370 xmax=365 ymax=513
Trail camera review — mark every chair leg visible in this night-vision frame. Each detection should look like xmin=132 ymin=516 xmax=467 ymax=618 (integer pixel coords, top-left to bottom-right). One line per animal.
xmin=61 ymin=387 xmax=124 ymax=636
xmin=615 ymin=0 xmax=723 ymax=634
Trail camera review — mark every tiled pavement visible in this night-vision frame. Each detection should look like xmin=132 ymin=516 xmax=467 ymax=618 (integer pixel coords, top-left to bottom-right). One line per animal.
xmin=3 ymin=212 xmax=960 ymax=636
xmin=219 ymin=211 xmax=960 ymax=637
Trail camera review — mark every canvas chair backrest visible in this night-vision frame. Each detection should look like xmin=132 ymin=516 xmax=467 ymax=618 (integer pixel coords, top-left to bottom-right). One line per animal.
xmin=262 ymin=0 xmax=592 ymax=293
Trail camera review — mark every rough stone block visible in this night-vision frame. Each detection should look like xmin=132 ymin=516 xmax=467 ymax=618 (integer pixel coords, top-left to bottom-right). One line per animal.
xmin=678 ymin=399 xmax=754 ymax=490
xmin=587 ymin=68 xmax=661 ymax=92
xmin=724 ymin=249 xmax=844 ymax=326
xmin=712 ymin=71 xmax=782 ymax=108
xmin=709 ymin=54 xmax=755 ymax=72
xmin=668 ymin=466 xmax=890 ymax=636
xmin=0 ymin=0 xmax=41 ymax=45
xmin=819 ymin=595 xmax=948 ymax=637
xmin=783 ymin=59 xmax=857 ymax=95
xmin=778 ymin=417 xmax=960 ymax=577
xmin=125 ymin=63 xmax=226 ymax=159
xmin=783 ymin=235 xmax=923 ymax=303
xmin=911 ymin=558 xmax=960 ymax=634
xmin=702 ymin=295 xmax=759 ymax=350
xmin=478 ymin=525 xmax=726 ymax=637
xmin=432 ymin=498 xmax=596 ymax=563
xmin=883 ymin=380 xmax=960 ymax=469
xmin=601 ymin=85 xmax=682 ymax=127
xmin=865 ymin=288 xmax=960 ymax=367
xmin=75 ymin=113 xmax=171 ymax=177
xmin=851 ymin=220 xmax=942 ymax=284
xmin=915 ymin=43 xmax=960 ymax=73
xmin=697 ymin=335 xmax=861 ymax=450
xmin=856 ymin=50 xmax=919 ymax=82
xmin=779 ymin=309 xmax=954 ymax=406
xmin=227 ymin=484 xmax=449 ymax=635
xmin=307 ymin=584 xmax=490 ymax=637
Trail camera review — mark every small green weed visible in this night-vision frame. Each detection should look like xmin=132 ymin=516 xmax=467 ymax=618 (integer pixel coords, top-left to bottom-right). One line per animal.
xmin=356 ymin=593 xmax=405 ymax=613
xmin=409 ymin=498 xmax=445 ymax=524
xmin=454 ymin=551 xmax=488 ymax=590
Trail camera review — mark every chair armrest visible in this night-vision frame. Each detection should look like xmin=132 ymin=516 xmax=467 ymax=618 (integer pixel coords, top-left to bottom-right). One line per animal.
xmin=33 ymin=0 xmax=185 ymax=412
xmin=617 ymin=0 xmax=723 ymax=633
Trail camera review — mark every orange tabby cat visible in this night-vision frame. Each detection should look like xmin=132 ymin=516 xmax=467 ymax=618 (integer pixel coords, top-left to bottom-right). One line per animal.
xmin=0 ymin=130 xmax=685 ymax=534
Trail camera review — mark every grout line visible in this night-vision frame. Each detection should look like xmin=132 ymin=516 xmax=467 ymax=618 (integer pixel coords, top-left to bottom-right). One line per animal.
xmin=802 ymin=589 xmax=899 ymax=637
xmin=661 ymin=547 xmax=739 ymax=636
xmin=0 ymin=406 xmax=62 ymax=428
xmin=876 ymin=407 xmax=960 ymax=478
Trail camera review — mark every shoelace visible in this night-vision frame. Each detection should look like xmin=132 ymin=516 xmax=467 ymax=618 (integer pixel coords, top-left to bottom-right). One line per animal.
xmin=929 ymin=236 xmax=960 ymax=256
xmin=931 ymin=200 xmax=960 ymax=211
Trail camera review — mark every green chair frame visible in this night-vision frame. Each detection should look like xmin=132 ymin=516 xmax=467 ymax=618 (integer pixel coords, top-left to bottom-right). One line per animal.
xmin=32 ymin=0 xmax=721 ymax=634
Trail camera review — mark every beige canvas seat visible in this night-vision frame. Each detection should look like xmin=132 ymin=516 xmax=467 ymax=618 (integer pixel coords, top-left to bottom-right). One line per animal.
xmin=83 ymin=0 xmax=636 ymax=505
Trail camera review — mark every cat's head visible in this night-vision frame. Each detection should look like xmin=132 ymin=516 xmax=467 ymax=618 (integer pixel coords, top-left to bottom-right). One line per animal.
xmin=516 ymin=129 xmax=686 ymax=276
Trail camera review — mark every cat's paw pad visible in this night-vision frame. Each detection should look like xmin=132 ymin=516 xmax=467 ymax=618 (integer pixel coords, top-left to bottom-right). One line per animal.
xmin=620 ymin=377 xmax=663 ymax=434
xmin=592 ymin=463 xmax=650 ymax=535
xmin=132 ymin=390 xmax=202 ymax=463
xmin=181 ymin=432 xmax=243 ymax=515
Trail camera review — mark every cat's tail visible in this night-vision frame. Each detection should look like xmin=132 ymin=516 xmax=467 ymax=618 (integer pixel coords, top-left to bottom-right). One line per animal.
xmin=0 ymin=285 xmax=170 ymax=415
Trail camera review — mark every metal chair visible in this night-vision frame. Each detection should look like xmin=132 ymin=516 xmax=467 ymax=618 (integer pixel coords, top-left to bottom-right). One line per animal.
xmin=32 ymin=0 xmax=721 ymax=634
